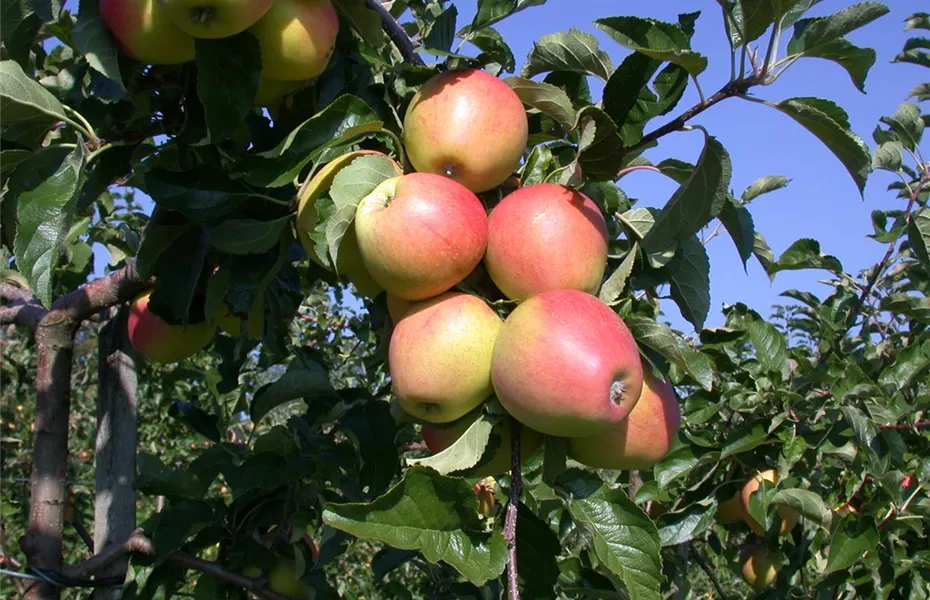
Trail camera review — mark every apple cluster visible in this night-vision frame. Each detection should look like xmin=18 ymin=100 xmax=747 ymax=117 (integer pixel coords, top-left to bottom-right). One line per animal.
xmin=99 ymin=0 xmax=338 ymax=106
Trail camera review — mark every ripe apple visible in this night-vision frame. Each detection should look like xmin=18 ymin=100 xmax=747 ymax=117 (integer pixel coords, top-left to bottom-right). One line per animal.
xmin=715 ymin=491 xmax=746 ymax=524
xmin=355 ymin=173 xmax=489 ymax=301
xmin=568 ymin=368 xmax=680 ymax=469
xmin=100 ymin=0 xmax=195 ymax=64
xmin=250 ymin=0 xmax=339 ymax=81
xmin=157 ymin=0 xmax=273 ymax=38
xmin=390 ymin=292 xmax=502 ymax=423
xmin=491 ymin=289 xmax=643 ymax=437
xmin=741 ymin=469 xmax=799 ymax=536
xmin=739 ymin=544 xmax=779 ymax=590
xmin=127 ymin=291 xmax=213 ymax=363
xmin=420 ymin=413 xmax=542 ymax=477
xmin=403 ymin=68 xmax=528 ymax=193
xmin=485 ymin=183 xmax=608 ymax=301
xmin=212 ymin=300 xmax=263 ymax=339
xmin=254 ymin=77 xmax=308 ymax=106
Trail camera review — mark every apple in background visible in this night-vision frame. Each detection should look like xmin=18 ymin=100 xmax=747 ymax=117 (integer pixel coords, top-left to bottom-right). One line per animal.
xmin=253 ymin=77 xmax=308 ymax=107
xmin=421 ymin=413 xmax=542 ymax=477
xmin=491 ymin=289 xmax=643 ymax=438
xmin=250 ymin=0 xmax=339 ymax=81
xmin=403 ymin=68 xmax=529 ymax=193
xmin=355 ymin=173 xmax=489 ymax=301
xmin=740 ymin=469 xmax=799 ymax=536
xmin=390 ymin=292 xmax=502 ymax=423
xmin=739 ymin=544 xmax=779 ymax=590
xmin=100 ymin=0 xmax=195 ymax=64
xmin=213 ymin=300 xmax=264 ymax=339
xmin=485 ymin=183 xmax=608 ymax=302
xmin=568 ymin=368 xmax=680 ymax=470
xmin=157 ymin=0 xmax=273 ymax=38
xmin=715 ymin=491 xmax=746 ymax=524
xmin=127 ymin=291 xmax=213 ymax=363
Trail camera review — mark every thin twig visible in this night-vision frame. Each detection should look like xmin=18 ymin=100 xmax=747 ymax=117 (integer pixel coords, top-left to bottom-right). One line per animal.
xmin=690 ymin=543 xmax=728 ymax=600
xmin=365 ymin=0 xmax=424 ymax=66
xmin=70 ymin=519 xmax=94 ymax=554
xmin=504 ymin=417 xmax=522 ymax=600
xmin=876 ymin=420 xmax=930 ymax=430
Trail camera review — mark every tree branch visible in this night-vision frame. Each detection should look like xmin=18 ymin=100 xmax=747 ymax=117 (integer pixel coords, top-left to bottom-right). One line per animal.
xmin=365 ymin=0 xmax=425 ymax=66
xmin=0 ymin=284 xmax=45 ymax=329
xmin=877 ymin=420 xmax=930 ymax=430
xmin=49 ymin=262 xmax=150 ymax=328
xmin=504 ymin=417 xmax=522 ymax=600
xmin=690 ymin=543 xmax=728 ymax=600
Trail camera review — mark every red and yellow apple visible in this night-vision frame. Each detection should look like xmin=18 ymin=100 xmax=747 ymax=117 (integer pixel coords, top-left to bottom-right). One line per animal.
xmin=739 ymin=544 xmax=779 ymax=590
xmin=568 ymin=368 xmax=679 ymax=469
xmin=485 ymin=183 xmax=608 ymax=301
xmin=390 ymin=292 xmax=502 ymax=423
xmin=127 ymin=291 xmax=213 ymax=363
xmin=157 ymin=0 xmax=274 ymax=38
xmin=715 ymin=491 xmax=746 ymax=524
xmin=741 ymin=469 xmax=799 ymax=536
xmin=421 ymin=413 xmax=542 ymax=477
xmin=403 ymin=68 xmax=528 ymax=193
xmin=100 ymin=0 xmax=195 ymax=64
xmin=249 ymin=0 xmax=339 ymax=81
xmin=355 ymin=172 xmax=489 ymax=301
xmin=491 ymin=289 xmax=643 ymax=437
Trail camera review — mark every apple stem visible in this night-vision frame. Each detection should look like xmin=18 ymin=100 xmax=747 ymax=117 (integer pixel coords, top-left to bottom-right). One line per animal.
xmin=504 ymin=416 xmax=522 ymax=600
xmin=191 ymin=6 xmax=214 ymax=25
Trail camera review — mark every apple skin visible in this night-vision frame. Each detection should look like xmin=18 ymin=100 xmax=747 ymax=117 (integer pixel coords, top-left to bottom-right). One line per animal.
xmin=421 ymin=413 xmax=542 ymax=477
xmin=740 ymin=469 xmax=799 ymax=536
xmin=157 ymin=0 xmax=273 ymax=38
xmin=386 ymin=294 xmax=413 ymax=323
xmin=213 ymin=300 xmax=263 ymax=340
xmin=267 ymin=560 xmax=310 ymax=599
xmin=739 ymin=544 xmax=779 ymax=590
xmin=100 ymin=0 xmax=195 ymax=64
xmin=491 ymin=289 xmax=644 ymax=438
xmin=485 ymin=184 xmax=608 ymax=302
xmin=355 ymin=173 xmax=489 ymax=301
xmin=568 ymin=369 xmax=679 ymax=469
xmin=127 ymin=291 xmax=213 ymax=363
xmin=250 ymin=0 xmax=339 ymax=81
xmin=254 ymin=77 xmax=308 ymax=106
xmin=390 ymin=292 xmax=503 ymax=423
xmin=715 ymin=491 xmax=746 ymax=524
xmin=403 ymin=68 xmax=528 ymax=193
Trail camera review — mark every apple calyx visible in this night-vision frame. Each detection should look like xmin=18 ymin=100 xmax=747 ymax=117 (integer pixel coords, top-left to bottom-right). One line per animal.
xmin=609 ymin=379 xmax=628 ymax=405
xmin=443 ymin=164 xmax=457 ymax=179
xmin=190 ymin=6 xmax=215 ymax=24
xmin=365 ymin=176 xmax=400 ymax=210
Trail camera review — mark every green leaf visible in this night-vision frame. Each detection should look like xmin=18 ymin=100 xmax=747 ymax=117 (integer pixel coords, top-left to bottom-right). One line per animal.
xmin=137 ymin=453 xmax=207 ymax=500
xmin=742 ymin=175 xmax=790 ymax=203
xmin=250 ymin=350 xmax=337 ymax=423
xmin=872 ymin=141 xmax=903 ymax=171
xmin=719 ymin=197 xmax=755 ymax=269
xmin=332 ymin=0 xmax=385 ymax=47
xmin=195 ymin=34 xmax=261 ymax=142
xmin=626 ymin=315 xmax=714 ymax=390
xmin=595 ymin=16 xmax=708 ymax=75
xmin=340 ymin=401 xmax=400 ymax=498
xmin=466 ymin=27 xmax=515 ymax=73
xmin=769 ymin=97 xmax=871 ymax=194
xmin=516 ymin=503 xmax=561 ymax=598
xmin=753 ymin=231 xmax=776 ymax=275
xmin=468 ymin=0 xmax=545 ymax=33
xmin=801 ymin=39 xmax=877 ymax=93
xmin=521 ymin=29 xmax=613 ymax=81
xmin=787 ymin=2 xmax=890 ymax=56
xmin=599 ymin=243 xmax=638 ymax=305
xmin=720 ymin=421 xmax=769 ymax=459
xmin=574 ymin=106 xmax=627 ymax=180
xmin=904 ymin=12 xmax=930 ymax=31
xmin=656 ymin=502 xmax=716 ymax=546
xmin=737 ymin=0 xmax=776 ymax=42
xmin=880 ymin=102 xmax=924 ymax=150
xmin=894 ymin=47 xmax=930 ymax=69
xmin=668 ymin=237 xmax=710 ymax=331
xmin=826 ymin=516 xmax=879 ymax=573
xmin=144 ymin=167 xmax=250 ymax=221
xmin=654 ymin=446 xmax=715 ymax=488
xmin=406 ymin=415 xmax=494 ymax=475
xmin=568 ymin=485 xmax=663 ymax=600
xmin=878 ymin=340 xmax=930 ymax=391
xmin=209 ymin=215 xmax=290 ymax=255
xmin=423 ymin=5 xmax=457 ymax=53
xmin=505 ymin=77 xmax=575 ymax=129
xmin=72 ymin=0 xmax=125 ymax=93
xmin=768 ymin=237 xmax=843 ymax=275
xmin=322 ymin=467 xmax=508 ymax=585
xmin=907 ymin=82 xmax=930 ymax=102
xmin=0 ymin=60 xmax=68 ymax=147
xmin=602 ymin=53 xmax=660 ymax=130
xmin=771 ymin=489 xmax=832 ymax=530
xmin=330 ymin=155 xmax=401 ymax=210
xmin=880 ymin=293 xmax=930 ymax=324
xmin=11 ymin=145 xmax=85 ymax=306
xmin=748 ymin=320 xmax=787 ymax=374
xmin=840 ymin=406 xmax=884 ymax=473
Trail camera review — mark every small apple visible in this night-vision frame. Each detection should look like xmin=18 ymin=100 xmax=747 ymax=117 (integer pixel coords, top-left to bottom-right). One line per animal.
xmin=491 ymin=289 xmax=643 ymax=438
xmin=253 ymin=77 xmax=309 ymax=106
xmin=100 ymin=0 xmax=195 ymax=64
xmin=267 ymin=560 xmax=310 ymax=599
xmin=390 ymin=292 xmax=502 ymax=423
xmin=355 ymin=173 xmax=489 ymax=301
xmin=157 ymin=0 xmax=274 ymax=38
xmin=739 ymin=544 xmax=779 ymax=590
xmin=568 ymin=368 xmax=680 ymax=470
xmin=250 ymin=0 xmax=339 ymax=81
xmin=403 ymin=68 xmax=528 ymax=193
xmin=127 ymin=291 xmax=213 ymax=363
xmin=741 ymin=469 xmax=799 ymax=536
xmin=421 ymin=413 xmax=542 ymax=477
xmin=715 ymin=491 xmax=746 ymax=524
xmin=485 ymin=183 xmax=608 ymax=302
xmin=212 ymin=300 xmax=264 ymax=340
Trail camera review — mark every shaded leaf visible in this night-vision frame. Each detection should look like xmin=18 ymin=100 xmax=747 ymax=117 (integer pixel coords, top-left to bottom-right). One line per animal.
xmin=656 ymin=502 xmax=716 ymax=546
xmin=718 ymin=197 xmax=755 ymax=269
xmin=768 ymin=238 xmax=843 ymax=275
xmin=250 ymin=350 xmax=337 ymax=423
xmin=210 ymin=215 xmax=290 ymax=255
xmin=333 ymin=0 xmax=385 ymax=47
xmin=668 ymin=237 xmax=710 ymax=331
xmin=0 ymin=60 xmax=68 ymax=147
xmin=505 ymin=76 xmax=575 ymax=129
xmin=72 ymin=0 xmax=125 ymax=93
xmin=826 ymin=516 xmax=879 ymax=573
xmin=195 ymin=34 xmax=261 ymax=142
xmin=626 ymin=315 xmax=714 ymax=390
xmin=599 ymin=243 xmax=638 ymax=305
xmin=771 ymin=489 xmax=832 ymax=530
xmin=787 ymin=2 xmax=890 ymax=56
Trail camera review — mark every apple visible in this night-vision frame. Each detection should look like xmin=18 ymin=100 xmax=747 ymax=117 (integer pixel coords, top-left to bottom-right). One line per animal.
xmin=254 ymin=77 xmax=308 ymax=106
xmin=421 ymin=413 xmax=542 ymax=477
xmin=355 ymin=173 xmax=489 ymax=301
xmin=127 ymin=291 xmax=213 ymax=363
xmin=740 ymin=469 xmax=799 ymax=536
xmin=485 ymin=183 xmax=608 ymax=301
xmin=267 ymin=560 xmax=310 ymax=599
xmin=295 ymin=151 xmax=404 ymax=298
xmin=390 ymin=292 xmax=502 ymax=423
xmin=403 ymin=68 xmax=528 ymax=193
xmin=212 ymin=300 xmax=263 ymax=339
xmin=739 ymin=544 xmax=779 ymax=590
xmin=568 ymin=368 xmax=680 ymax=469
xmin=715 ymin=491 xmax=746 ymax=524
xmin=491 ymin=289 xmax=643 ymax=437
xmin=250 ymin=0 xmax=339 ymax=81
xmin=386 ymin=294 xmax=412 ymax=323
xmin=157 ymin=0 xmax=273 ymax=38
xmin=100 ymin=0 xmax=195 ymax=64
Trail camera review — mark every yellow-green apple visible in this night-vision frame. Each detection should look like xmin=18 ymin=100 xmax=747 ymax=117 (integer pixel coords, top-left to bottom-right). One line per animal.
xmin=390 ymin=292 xmax=502 ymax=423
xmin=253 ymin=77 xmax=308 ymax=106
xmin=267 ymin=560 xmax=310 ymax=599
xmin=355 ymin=173 xmax=489 ymax=301
xmin=739 ymin=544 xmax=779 ymax=590
xmin=100 ymin=0 xmax=195 ymax=64
xmin=715 ymin=491 xmax=746 ymax=524
xmin=740 ymin=469 xmax=799 ymax=536
xmin=420 ymin=413 xmax=542 ymax=477
xmin=212 ymin=300 xmax=263 ymax=339
xmin=250 ymin=0 xmax=339 ymax=81
xmin=491 ymin=289 xmax=643 ymax=437
xmin=157 ymin=0 xmax=273 ymax=38
xmin=403 ymin=68 xmax=528 ymax=193
xmin=127 ymin=291 xmax=213 ymax=363
xmin=568 ymin=369 xmax=679 ymax=469
xmin=485 ymin=184 xmax=608 ymax=301
xmin=295 ymin=151 xmax=403 ymax=298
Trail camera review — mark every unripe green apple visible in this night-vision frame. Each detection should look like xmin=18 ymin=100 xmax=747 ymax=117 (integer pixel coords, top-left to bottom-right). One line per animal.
xmin=250 ymin=0 xmax=339 ymax=81
xmin=100 ymin=0 xmax=195 ymax=64
xmin=491 ymin=290 xmax=643 ymax=438
xmin=253 ymin=77 xmax=308 ymax=106
xmin=421 ymin=413 xmax=542 ymax=477
xmin=390 ymin=292 xmax=502 ymax=423
xmin=157 ymin=0 xmax=273 ymax=38
xmin=267 ymin=560 xmax=311 ymax=599
xmin=355 ymin=173 xmax=489 ymax=301
xmin=485 ymin=183 xmax=608 ymax=302
xmin=127 ymin=291 xmax=213 ymax=363
xmin=739 ymin=544 xmax=779 ymax=590
xmin=715 ymin=491 xmax=746 ymax=524
xmin=212 ymin=300 xmax=263 ymax=339
xmin=568 ymin=369 xmax=679 ymax=469
xmin=741 ymin=469 xmax=799 ymax=536
xmin=403 ymin=68 xmax=528 ymax=193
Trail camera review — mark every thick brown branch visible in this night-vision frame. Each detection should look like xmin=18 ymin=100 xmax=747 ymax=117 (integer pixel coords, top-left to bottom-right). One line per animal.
xmin=49 ymin=261 xmax=150 ymax=327
xmin=365 ymin=0 xmax=424 ymax=66
xmin=504 ymin=417 xmax=522 ymax=600
xmin=0 ymin=284 xmax=45 ymax=329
